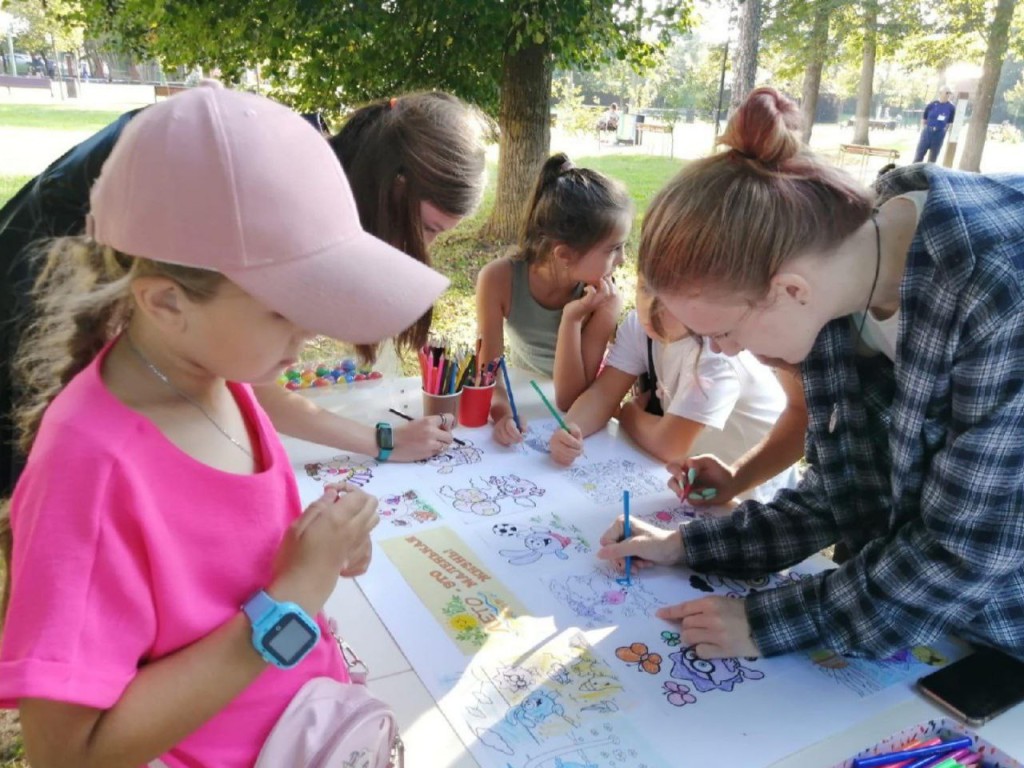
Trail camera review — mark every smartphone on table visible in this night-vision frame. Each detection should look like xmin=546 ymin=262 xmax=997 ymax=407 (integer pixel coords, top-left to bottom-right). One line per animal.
xmin=916 ymin=645 xmax=1024 ymax=727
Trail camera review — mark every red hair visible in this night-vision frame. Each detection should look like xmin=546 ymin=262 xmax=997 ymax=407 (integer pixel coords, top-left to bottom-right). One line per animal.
xmin=640 ymin=87 xmax=874 ymax=299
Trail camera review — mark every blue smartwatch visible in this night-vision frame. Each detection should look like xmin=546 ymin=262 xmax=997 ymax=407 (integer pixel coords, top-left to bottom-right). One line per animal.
xmin=375 ymin=422 xmax=394 ymax=462
xmin=242 ymin=590 xmax=320 ymax=669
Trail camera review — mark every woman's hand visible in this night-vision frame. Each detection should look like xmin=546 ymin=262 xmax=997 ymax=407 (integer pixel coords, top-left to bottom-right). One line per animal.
xmin=493 ymin=413 xmax=526 ymax=446
xmin=391 ymin=414 xmax=455 ymax=461
xmin=549 ymin=423 xmax=584 ymax=466
xmin=271 ymin=483 xmax=379 ymax=614
xmin=597 ymin=515 xmax=685 ymax=568
xmin=668 ymin=456 xmax=740 ymax=506
xmin=656 ymin=596 xmax=760 ymax=659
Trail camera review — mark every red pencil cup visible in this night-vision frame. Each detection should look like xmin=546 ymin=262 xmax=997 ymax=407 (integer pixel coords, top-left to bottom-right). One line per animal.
xmin=422 ymin=389 xmax=461 ymax=425
xmin=457 ymin=383 xmax=496 ymax=428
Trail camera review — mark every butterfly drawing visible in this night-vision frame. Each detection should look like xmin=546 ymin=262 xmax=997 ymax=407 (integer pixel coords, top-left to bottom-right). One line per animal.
xmin=615 ymin=642 xmax=662 ymax=675
xmin=661 ymin=630 xmax=681 ymax=647
xmin=663 ymin=680 xmax=697 ymax=707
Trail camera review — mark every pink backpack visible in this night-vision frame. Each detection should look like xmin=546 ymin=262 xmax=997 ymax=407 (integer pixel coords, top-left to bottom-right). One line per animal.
xmin=255 ymin=625 xmax=402 ymax=768
xmin=150 ymin=625 xmax=402 ymax=768
xmin=254 ymin=676 xmax=400 ymax=767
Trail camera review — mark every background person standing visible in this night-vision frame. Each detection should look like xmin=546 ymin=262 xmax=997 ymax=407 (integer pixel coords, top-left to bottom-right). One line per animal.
xmin=914 ymin=87 xmax=956 ymax=163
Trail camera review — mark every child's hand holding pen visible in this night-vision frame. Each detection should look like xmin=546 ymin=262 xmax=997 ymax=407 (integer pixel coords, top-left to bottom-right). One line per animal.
xmin=548 ymin=422 xmax=584 ymax=466
xmin=596 ymin=516 xmax=685 ymax=570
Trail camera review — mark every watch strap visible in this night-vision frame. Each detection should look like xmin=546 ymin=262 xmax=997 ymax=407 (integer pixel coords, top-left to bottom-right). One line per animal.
xmin=376 ymin=422 xmax=393 ymax=462
xmin=243 ymin=590 xmax=276 ymax=625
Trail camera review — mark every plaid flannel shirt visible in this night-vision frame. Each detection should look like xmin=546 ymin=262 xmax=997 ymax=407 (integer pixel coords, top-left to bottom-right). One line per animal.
xmin=682 ymin=165 xmax=1024 ymax=659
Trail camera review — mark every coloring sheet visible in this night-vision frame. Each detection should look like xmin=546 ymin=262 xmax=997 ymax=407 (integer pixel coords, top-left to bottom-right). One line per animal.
xmin=565 ymin=459 xmax=667 ymax=505
xmin=448 ymin=630 xmax=672 ymax=768
xmin=377 ymin=489 xmax=442 ymax=530
xmin=473 ymin=511 xmax=595 ymax=569
xmin=291 ymin=394 xmax=965 ymax=767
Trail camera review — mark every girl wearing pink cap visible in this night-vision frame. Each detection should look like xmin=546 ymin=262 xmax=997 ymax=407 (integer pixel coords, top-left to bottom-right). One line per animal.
xmin=0 ymin=84 xmax=446 ymax=768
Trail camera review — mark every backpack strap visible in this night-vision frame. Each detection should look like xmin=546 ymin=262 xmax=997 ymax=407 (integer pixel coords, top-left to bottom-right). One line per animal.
xmin=644 ymin=336 xmax=664 ymax=417
xmin=328 ymin=617 xmax=370 ymax=685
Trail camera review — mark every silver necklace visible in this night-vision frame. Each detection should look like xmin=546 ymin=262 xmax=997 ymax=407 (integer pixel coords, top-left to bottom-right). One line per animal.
xmin=125 ymin=333 xmax=254 ymax=458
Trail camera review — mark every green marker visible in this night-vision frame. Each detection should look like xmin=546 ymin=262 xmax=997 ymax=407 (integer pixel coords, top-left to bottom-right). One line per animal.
xmin=689 ymin=488 xmax=718 ymax=501
xmin=529 ymin=380 xmax=570 ymax=432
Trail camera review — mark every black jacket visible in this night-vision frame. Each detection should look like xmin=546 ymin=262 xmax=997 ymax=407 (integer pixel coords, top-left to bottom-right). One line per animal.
xmin=0 ymin=109 xmax=143 ymax=497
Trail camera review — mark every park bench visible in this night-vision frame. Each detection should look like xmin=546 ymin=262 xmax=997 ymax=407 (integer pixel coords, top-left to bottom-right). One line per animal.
xmin=837 ymin=143 xmax=900 ymax=182
xmin=637 ymin=122 xmax=674 ymax=157
xmin=154 ymin=84 xmax=188 ymax=100
xmin=0 ymin=75 xmax=53 ymax=95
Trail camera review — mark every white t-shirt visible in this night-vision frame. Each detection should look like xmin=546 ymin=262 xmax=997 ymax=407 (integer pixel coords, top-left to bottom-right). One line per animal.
xmin=853 ymin=190 xmax=927 ymax=362
xmin=605 ymin=311 xmax=799 ymax=501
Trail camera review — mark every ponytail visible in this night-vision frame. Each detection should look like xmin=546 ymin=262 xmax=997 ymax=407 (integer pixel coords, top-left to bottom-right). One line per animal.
xmin=518 ymin=152 xmax=633 ymax=265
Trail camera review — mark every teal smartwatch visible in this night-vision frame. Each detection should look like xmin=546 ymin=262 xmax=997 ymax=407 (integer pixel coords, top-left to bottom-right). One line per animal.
xmin=242 ymin=590 xmax=320 ymax=669
xmin=375 ymin=422 xmax=394 ymax=462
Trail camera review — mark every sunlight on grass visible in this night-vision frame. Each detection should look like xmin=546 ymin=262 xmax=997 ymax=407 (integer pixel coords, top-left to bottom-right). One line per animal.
xmin=0 ymin=104 xmax=128 ymax=132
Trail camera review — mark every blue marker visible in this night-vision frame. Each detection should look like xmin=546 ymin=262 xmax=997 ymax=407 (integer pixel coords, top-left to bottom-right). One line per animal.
xmin=617 ymin=490 xmax=632 ymax=586
xmin=498 ymin=356 xmax=521 ymax=432
xmin=852 ymin=737 xmax=973 ymax=768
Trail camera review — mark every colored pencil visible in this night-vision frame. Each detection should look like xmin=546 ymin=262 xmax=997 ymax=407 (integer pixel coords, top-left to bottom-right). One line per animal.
xmin=529 ymin=380 xmax=570 ymax=432
xmin=499 ymin=356 xmax=521 ymax=432
xmin=388 ymin=407 xmax=465 ymax=446
xmin=617 ymin=490 xmax=632 ymax=586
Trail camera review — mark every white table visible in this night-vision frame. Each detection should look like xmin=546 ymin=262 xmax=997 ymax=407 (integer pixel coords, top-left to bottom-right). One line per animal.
xmin=279 ymin=372 xmax=1024 ymax=768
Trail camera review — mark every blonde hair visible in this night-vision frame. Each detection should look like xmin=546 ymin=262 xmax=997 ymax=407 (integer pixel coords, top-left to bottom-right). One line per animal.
xmin=1 ymin=237 xmax=225 ymax=626
xmin=13 ymin=237 xmax=226 ymax=455
xmin=1 ymin=498 xmax=9 ymax=627
xmin=640 ymin=87 xmax=874 ymax=300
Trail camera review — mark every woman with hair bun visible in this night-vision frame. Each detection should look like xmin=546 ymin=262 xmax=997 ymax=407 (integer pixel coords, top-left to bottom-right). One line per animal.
xmin=597 ymin=87 xmax=1024 ymax=662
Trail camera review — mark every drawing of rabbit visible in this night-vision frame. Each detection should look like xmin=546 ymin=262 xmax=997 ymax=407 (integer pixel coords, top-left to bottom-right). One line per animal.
xmin=500 ymin=527 xmax=572 ymax=565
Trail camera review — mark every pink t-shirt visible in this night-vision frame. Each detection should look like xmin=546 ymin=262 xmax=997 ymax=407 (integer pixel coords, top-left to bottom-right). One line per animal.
xmin=0 ymin=343 xmax=347 ymax=767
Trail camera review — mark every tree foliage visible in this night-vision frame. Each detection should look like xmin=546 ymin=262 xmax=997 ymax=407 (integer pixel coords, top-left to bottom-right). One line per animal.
xmin=76 ymin=0 xmax=689 ymax=115
xmin=77 ymin=0 xmax=690 ymax=241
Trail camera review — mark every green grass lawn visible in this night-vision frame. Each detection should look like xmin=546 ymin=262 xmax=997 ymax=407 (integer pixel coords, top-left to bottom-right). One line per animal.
xmin=0 ymin=176 xmax=31 ymax=208
xmin=0 ymin=104 xmax=127 ymax=133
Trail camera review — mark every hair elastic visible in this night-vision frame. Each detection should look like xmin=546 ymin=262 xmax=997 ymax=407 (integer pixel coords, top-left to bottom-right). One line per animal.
xmin=389 ymin=97 xmax=398 ymax=109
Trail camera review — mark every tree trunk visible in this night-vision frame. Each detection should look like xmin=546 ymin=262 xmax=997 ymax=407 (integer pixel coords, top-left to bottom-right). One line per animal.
xmin=729 ymin=0 xmax=762 ymax=113
xmin=852 ymin=0 xmax=877 ymax=145
xmin=958 ymin=0 xmax=1017 ymax=172
xmin=800 ymin=1 xmax=831 ymax=144
xmin=83 ymin=40 xmax=103 ymax=79
xmin=481 ymin=42 xmax=552 ymax=244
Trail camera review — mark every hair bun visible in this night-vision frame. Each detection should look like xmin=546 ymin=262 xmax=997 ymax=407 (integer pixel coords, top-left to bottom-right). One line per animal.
xmin=719 ymin=87 xmax=803 ymax=165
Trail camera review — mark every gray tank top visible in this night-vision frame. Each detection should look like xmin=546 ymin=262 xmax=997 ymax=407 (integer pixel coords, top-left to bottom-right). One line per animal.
xmin=505 ymin=259 xmax=584 ymax=377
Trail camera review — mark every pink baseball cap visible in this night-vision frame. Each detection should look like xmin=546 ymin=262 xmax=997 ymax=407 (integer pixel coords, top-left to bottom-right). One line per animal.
xmin=88 ymin=81 xmax=449 ymax=344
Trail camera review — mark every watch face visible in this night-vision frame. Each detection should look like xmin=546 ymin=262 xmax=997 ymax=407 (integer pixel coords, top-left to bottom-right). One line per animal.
xmin=261 ymin=613 xmax=319 ymax=667
xmin=377 ymin=424 xmax=394 ymax=451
